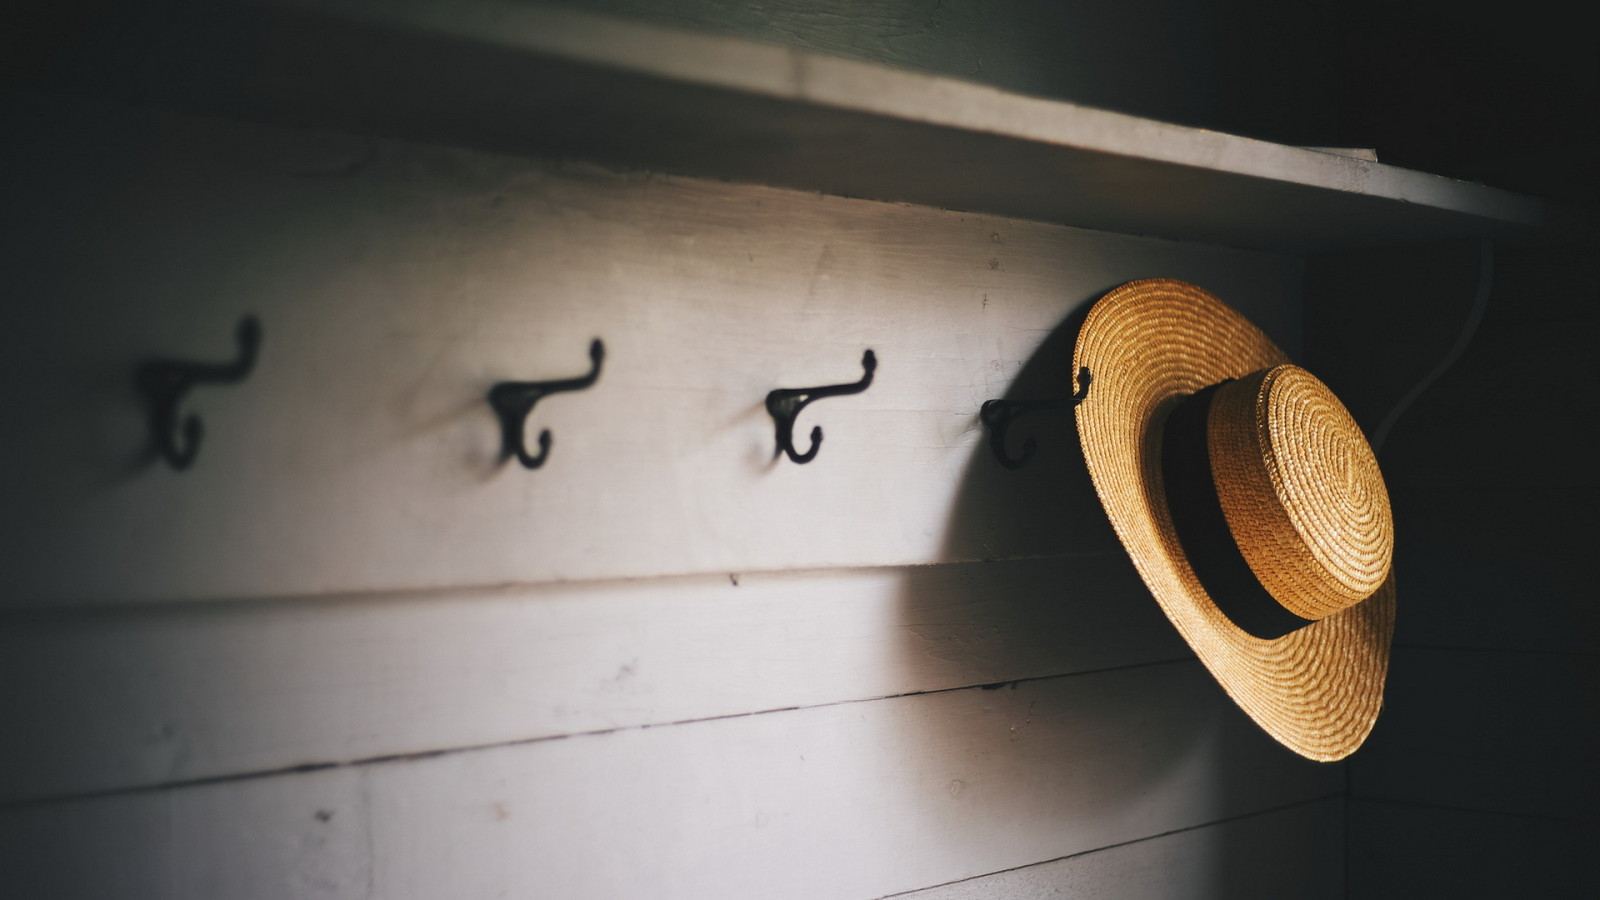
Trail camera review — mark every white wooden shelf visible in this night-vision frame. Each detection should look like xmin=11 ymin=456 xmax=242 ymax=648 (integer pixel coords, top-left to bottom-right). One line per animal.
xmin=43 ymin=0 xmax=1578 ymax=251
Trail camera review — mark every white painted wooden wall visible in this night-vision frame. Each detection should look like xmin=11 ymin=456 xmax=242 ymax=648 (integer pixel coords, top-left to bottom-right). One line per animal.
xmin=0 ymin=92 xmax=1353 ymax=897
xmin=6 ymin=0 xmax=1580 ymax=893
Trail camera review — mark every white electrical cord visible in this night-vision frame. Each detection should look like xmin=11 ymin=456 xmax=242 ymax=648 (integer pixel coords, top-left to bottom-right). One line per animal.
xmin=1371 ymin=237 xmax=1495 ymax=454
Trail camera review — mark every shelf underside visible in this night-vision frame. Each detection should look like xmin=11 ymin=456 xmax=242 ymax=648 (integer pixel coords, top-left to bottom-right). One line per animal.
xmin=16 ymin=0 xmax=1577 ymax=250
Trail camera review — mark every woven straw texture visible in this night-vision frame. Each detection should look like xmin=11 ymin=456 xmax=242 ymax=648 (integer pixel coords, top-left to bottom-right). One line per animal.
xmin=1209 ymin=366 xmax=1393 ymax=620
xmin=1073 ymin=278 xmax=1393 ymax=762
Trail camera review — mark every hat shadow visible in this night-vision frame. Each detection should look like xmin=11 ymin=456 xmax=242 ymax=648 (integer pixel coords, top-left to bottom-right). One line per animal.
xmin=884 ymin=299 xmax=1224 ymax=862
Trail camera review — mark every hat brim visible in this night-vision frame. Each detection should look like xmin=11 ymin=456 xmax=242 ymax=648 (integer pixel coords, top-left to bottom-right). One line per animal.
xmin=1073 ymin=278 xmax=1393 ymax=762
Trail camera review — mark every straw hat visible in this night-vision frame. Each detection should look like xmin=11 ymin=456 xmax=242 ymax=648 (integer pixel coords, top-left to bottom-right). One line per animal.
xmin=1073 ymin=278 xmax=1394 ymax=761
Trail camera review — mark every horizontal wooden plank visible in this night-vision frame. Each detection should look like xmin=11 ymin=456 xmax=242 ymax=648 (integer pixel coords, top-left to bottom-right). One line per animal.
xmin=0 ymin=555 xmax=1187 ymax=804
xmin=0 ymin=100 xmax=1301 ymax=607
xmin=1349 ymin=800 xmax=1600 ymax=898
xmin=1305 ymin=238 xmax=1600 ymax=464
xmin=1350 ymin=647 xmax=1600 ymax=822
xmin=1304 ymin=235 xmax=1599 ymax=655
xmin=0 ymin=663 xmax=1340 ymax=899
xmin=898 ymin=797 xmax=1342 ymax=900
xmin=1357 ymin=296 xmax=1599 ymax=491
xmin=0 ymin=766 xmax=372 ymax=900
xmin=1387 ymin=487 xmax=1599 ymax=655
xmin=22 ymin=0 xmax=1573 ymax=250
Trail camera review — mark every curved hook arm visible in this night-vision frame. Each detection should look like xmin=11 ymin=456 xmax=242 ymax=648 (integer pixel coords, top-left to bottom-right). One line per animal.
xmin=979 ymin=365 xmax=1091 ymax=470
xmin=765 ymin=349 xmax=877 ymax=464
xmin=136 ymin=316 xmax=263 ymax=470
xmin=487 ymin=338 xmax=605 ymax=469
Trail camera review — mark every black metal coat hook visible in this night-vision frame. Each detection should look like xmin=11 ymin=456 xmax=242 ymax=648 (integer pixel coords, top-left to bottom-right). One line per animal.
xmin=488 ymin=338 xmax=604 ymax=469
xmin=766 ymin=349 xmax=877 ymax=464
xmin=979 ymin=365 xmax=1091 ymax=469
xmin=136 ymin=316 xmax=263 ymax=471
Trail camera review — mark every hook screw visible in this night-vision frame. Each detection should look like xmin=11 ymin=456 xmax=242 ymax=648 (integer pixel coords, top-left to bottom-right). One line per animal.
xmin=979 ymin=365 xmax=1091 ymax=469
xmin=136 ymin=316 xmax=262 ymax=470
xmin=766 ymin=349 xmax=877 ymax=464
xmin=488 ymin=339 xmax=605 ymax=469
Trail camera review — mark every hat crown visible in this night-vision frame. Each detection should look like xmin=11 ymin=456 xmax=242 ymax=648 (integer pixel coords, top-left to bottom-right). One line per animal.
xmin=1208 ymin=365 xmax=1393 ymax=620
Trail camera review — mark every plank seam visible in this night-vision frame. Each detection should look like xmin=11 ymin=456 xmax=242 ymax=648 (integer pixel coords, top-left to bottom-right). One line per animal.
xmin=0 ymin=550 xmax=1126 ymax=620
xmin=0 ymin=655 xmax=1196 ymax=810
xmin=1348 ymin=796 xmax=1600 ymax=827
xmin=1393 ymin=642 xmax=1600 ymax=659
xmin=873 ymin=793 xmax=1345 ymax=899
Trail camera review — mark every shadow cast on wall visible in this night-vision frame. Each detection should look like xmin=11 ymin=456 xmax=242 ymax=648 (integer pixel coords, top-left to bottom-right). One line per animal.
xmin=885 ymin=290 xmax=1344 ymax=887
xmin=887 ymin=298 xmax=1212 ymax=870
